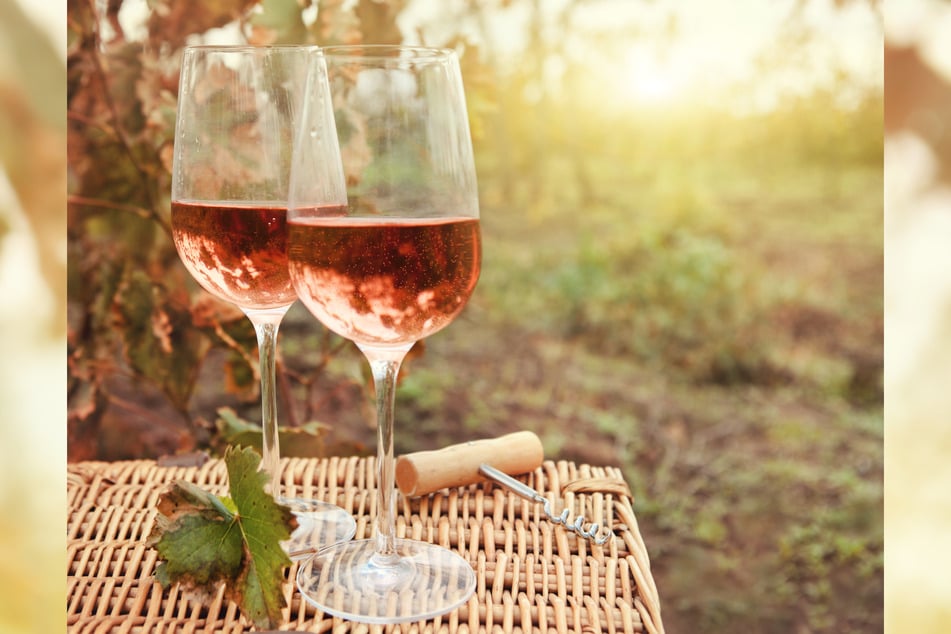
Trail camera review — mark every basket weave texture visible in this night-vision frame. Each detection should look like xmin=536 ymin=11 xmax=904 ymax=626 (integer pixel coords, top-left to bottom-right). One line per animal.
xmin=67 ymin=456 xmax=665 ymax=633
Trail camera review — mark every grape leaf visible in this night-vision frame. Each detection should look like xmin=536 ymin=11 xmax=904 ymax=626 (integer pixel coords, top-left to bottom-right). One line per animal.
xmin=247 ymin=0 xmax=308 ymax=45
xmin=214 ymin=407 xmax=330 ymax=458
xmin=150 ymin=445 xmax=297 ymax=630
xmin=114 ymin=267 xmax=208 ymax=414
xmin=146 ymin=0 xmax=259 ymax=48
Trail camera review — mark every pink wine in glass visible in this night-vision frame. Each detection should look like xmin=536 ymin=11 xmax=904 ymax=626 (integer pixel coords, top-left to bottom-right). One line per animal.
xmin=171 ymin=201 xmax=296 ymax=310
xmin=288 ymin=216 xmax=481 ymax=347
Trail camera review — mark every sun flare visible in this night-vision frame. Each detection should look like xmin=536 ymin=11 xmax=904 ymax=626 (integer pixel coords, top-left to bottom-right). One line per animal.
xmin=620 ymin=47 xmax=687 ymax=105
xmin=631 ymin=72 xmax=678 ymax=102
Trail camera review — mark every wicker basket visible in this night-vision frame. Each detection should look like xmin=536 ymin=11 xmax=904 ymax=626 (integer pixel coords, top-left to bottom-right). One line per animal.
xmin=67 ymin=456 xmax=665 ymax=633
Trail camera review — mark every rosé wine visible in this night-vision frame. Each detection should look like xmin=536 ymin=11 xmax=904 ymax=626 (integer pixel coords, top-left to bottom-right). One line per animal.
xmin=171 ymin=201 xmax=296 ymax=309
xmin=288 ymin=216 xmax=481 ymax=347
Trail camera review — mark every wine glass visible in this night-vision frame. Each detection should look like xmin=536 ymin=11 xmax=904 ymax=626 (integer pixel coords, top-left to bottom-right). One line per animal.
xmin=171 ymin=45 xmax=356 ymax=557
xmin=288 ymin=45 xmax=481 ymax=622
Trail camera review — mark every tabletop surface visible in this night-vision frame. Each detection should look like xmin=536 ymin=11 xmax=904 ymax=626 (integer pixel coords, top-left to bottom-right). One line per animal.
xmin=67 ymin=455 xmax=665 ymax=633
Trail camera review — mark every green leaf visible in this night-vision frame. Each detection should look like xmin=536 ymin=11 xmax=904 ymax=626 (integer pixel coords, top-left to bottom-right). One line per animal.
xmin=215 ymin=407 xmax=330 ymax=458
xmin=150 ymin=445 xmax=297 ymax=630
xmin=247 ymin=0 xmax=308 ymax=45
xmin=151 ymin=480 xmax=243 ymax=588
xmin=115 ymin=268 xmax=208 ymax=412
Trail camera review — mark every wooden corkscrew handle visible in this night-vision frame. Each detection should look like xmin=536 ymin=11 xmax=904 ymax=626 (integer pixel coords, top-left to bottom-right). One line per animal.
xmin=395 ymin=431 xmax=544 ymax=497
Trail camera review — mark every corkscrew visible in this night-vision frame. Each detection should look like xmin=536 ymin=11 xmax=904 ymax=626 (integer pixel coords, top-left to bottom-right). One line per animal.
xmin=478 ymin=463 xmax=613 ymax=545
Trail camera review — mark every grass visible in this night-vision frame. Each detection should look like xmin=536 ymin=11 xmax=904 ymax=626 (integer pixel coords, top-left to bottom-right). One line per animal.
xmin=252 ymin=99 xmax=884 ymax=632
xmin=386 ymin=125 xmax=883 ymax=631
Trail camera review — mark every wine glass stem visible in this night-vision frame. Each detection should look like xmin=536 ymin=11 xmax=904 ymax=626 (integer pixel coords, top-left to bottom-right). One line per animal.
xmin=246 ymin=309 xmax=290 ymax=497
xmin=363 ymin=347 xmax=411 ymax=562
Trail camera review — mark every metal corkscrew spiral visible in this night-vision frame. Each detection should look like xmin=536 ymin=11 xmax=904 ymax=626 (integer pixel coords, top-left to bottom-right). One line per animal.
xmin=478 ymin=464 xmax=613 ymax=545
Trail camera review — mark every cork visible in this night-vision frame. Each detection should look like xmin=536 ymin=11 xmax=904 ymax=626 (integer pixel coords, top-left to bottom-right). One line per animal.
xmin=395 ymin=431 xmax=544 ymax=497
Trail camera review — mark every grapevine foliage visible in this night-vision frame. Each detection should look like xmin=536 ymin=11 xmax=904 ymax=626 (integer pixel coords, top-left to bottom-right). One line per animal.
xmin=66 ymin=0 xmax=409 ymax=460
xmin=150 ymin=445 xmax=296 ymax=630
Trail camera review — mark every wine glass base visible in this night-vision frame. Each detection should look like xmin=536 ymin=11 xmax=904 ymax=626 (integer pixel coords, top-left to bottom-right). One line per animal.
xmin=277 ymin=497 xmax=357 ymax=560
xmin=296 ymin=538 xmax=476 ymax=623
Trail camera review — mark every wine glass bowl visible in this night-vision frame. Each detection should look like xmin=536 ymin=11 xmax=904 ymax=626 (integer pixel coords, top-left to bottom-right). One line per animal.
xmin=171 ymin=45 xmax=356 ymax=556
xmin=171 ymin=201 xmax=296 ymax=311
xmin=288 ymin=45 xmax=481 ymax=622
xmin=287 ymin=215 xmax=481 ymax=348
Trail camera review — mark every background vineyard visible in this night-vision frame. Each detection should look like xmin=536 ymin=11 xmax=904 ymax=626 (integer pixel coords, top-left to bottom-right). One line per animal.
xmin=63 ymin=1 xmax=882 ymax=632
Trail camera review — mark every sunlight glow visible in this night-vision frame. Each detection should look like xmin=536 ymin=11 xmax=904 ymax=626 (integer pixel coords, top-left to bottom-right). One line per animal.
xmin=620 ymin=48 xmax=685 ymax=105
xmin=572 ymin=0 xmax=881 ymax=113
